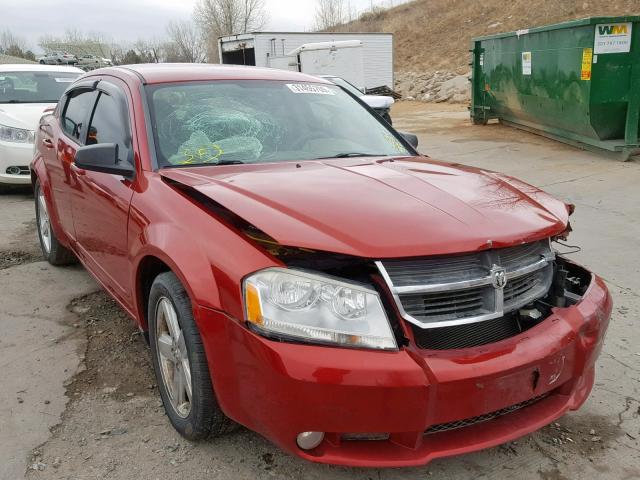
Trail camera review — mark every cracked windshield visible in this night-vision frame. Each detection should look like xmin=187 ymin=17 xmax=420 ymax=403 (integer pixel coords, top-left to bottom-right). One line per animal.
xmin=147 ymin=80 xmax=410 ymax=167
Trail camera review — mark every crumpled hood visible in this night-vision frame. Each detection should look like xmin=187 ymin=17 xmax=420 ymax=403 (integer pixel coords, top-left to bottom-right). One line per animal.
xmin=160 ymin=157 xmax=569 ymax=258
xmin=0 ymin=103 xmax=53 ymax=130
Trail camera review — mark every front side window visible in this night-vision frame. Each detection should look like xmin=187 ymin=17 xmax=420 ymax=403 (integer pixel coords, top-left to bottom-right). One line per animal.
xmin=0 ymin=71 xmax=79 ymax=104
xmin=87 ymin=92 xmax=131 ymax=161
xmin=61 ymin=90 xmax=97 ymax=142
xmin=147 ymin=80 xmax=411 ymax=167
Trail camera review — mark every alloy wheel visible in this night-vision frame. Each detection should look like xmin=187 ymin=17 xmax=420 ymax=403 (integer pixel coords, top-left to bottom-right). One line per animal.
xmin=37 ymin=189 xmax=51 ymax=254
xmin=155 ymin=297 xmax=192 ymax=418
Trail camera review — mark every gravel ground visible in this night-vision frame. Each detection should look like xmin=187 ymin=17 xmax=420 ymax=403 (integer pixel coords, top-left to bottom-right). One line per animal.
xmin=1 ymin=107 xmax=639 ymax=479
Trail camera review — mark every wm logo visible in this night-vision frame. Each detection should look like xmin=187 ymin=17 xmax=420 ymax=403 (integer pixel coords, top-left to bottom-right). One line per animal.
xmin=598 ymin=24 xmax=629 ymax=35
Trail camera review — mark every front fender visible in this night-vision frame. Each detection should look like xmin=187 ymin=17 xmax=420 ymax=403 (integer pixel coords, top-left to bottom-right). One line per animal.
xmin=128 ymin=192 xmax=278 ymax=328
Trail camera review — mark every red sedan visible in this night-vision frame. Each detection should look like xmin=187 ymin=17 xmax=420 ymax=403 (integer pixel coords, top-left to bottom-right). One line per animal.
xmin=31 ymin=64 xmax=611 ymax=467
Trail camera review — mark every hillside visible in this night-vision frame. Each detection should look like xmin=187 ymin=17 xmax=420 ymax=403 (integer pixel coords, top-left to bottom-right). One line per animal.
xmin=338 ymin=0 xmax=639 ymax=73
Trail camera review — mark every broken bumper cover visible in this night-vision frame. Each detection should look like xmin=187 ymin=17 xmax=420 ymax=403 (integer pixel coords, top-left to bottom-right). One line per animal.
xmin=198 ymin=273 xmax=611 ymax=467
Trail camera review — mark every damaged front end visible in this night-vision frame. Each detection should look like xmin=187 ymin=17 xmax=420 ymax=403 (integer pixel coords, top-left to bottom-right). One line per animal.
xmin=167 ymin=172 xmax=611 ymax=466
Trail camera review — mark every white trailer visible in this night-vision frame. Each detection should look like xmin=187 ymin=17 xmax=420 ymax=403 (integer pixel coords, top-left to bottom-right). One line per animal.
xmin=218 ymin=32 xmax=393 ymax=90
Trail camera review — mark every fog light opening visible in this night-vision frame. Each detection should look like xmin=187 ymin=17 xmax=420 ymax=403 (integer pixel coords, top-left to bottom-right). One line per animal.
xmin=296 ymin=431 xmax=324 ymax=450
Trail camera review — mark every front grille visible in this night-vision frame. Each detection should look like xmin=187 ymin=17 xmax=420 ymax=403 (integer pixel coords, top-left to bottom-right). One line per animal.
xmin=399 ymin=286 xmax=493 ymax=323
xmin=382 ymin=253 xmax=486 ymax=287
xmin=378 ymin=240 xmax=554 ymax=331
xmin=411 ymin=314 xmax=521 ymax=350
xmin=425 ymin=393 xmax=550 ymax=435
xmin=503 ymin=266 xmax=552 ymax=311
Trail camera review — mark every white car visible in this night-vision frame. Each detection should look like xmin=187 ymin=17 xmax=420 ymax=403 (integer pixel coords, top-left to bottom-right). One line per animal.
xmin=0 ymin=65 xmax=83 ymax=186
xmin=38 ymin=52 xmax=78 ymax=65
xmin=77 ymin=55 xmax=113 ymax=68
xmin=320 ymin=75 xmax=395 ymax=125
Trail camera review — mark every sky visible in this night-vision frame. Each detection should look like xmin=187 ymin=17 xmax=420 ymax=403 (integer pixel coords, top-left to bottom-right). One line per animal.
xmin=1 ymin=0 xmax=406 ymax=51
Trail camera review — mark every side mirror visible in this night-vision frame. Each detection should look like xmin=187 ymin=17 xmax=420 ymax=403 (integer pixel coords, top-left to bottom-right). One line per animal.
xmin=400 ymin=132 xmax=419 ymax=149
xmin=74 ymin=143 xmax=134 ymax=178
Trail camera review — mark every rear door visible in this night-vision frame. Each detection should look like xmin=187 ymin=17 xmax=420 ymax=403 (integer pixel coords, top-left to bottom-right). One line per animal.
xmin=69 ymin=79 xmax=136 ymax=309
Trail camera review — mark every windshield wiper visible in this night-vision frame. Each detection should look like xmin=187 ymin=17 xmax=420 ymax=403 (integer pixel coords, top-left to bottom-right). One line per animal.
xmin=215 ymin=159 xmax=245 ymax=165
xmin=316 ymin=153 xmax=388 ymax=159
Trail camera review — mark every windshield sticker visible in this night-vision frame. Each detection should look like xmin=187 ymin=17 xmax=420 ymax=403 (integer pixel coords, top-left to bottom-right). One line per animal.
xmin=54 ymin=78 xmax=75 ymax=83
xmin=286 ymin=84 xmax=336 ymax=95
xmin=178 ymin=144 xmax=224 ymax=164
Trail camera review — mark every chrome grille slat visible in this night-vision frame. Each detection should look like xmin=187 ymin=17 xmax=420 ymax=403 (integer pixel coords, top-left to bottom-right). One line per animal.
xmin=377 ymin=240 xmax=554 ymax=331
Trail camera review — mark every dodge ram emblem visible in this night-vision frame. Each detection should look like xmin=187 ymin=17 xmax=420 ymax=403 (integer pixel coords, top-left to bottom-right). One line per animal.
xmin=491 ymin=266 xmax=507 ymax=289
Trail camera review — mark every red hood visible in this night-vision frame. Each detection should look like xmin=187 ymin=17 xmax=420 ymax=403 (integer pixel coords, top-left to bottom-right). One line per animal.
xmin=159 ymin=157 xmax=569 ymax=258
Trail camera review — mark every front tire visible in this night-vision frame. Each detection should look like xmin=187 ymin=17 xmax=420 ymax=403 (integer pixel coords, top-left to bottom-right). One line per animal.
xmin=148 ymin=272 xmax=232 ymax=440
xmin=35 ymin=179 xmax=76 ymax=265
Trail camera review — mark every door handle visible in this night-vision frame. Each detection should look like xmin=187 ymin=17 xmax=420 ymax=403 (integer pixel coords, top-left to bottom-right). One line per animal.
xmin=42 ymin=138 xmax=54 ymax=149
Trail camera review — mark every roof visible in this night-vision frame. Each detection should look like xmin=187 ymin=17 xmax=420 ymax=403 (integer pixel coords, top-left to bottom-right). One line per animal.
xmin=220 ymin=31 xmax=393 ymax=40
xmin=473 ymin=15 xmax=640 ymax=41
xmin=0 ymin=63 xmax=83 ymax=73
xmin=110 ymin=63 xmax=334 ymax=85
xmin=0 ymin=54 xmax=37 ymax=65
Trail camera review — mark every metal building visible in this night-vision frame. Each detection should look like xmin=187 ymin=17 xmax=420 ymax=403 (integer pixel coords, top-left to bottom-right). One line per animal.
xmin=218 ymin=32 xmax=394 ymax=89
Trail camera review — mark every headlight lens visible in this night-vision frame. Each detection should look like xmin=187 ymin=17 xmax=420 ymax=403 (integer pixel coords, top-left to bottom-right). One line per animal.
xmin=243 ymin=268 xmax=397 ymax=350
xmin=0 ymin=124 xmax=34 ymax=143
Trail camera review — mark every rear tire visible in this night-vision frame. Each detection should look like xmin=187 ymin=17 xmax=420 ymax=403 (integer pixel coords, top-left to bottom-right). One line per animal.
xmin=34 ymin=179 xmax=76 ymax=265
xmin=39 ymin=60 xmax=45 ymax=64
xmin=148 ymin=271 xmax=233 ymax=440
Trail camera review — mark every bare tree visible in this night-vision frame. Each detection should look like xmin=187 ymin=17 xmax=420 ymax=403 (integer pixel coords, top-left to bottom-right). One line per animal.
xmin=315 ymin=0 xmax=345 ymax=31
xmin=133 ymin=38 xmax=166 ymax=63
xmin=194 ymin=0 xmax=268 ymax=62
xmin=0 ymin=29 xmax=28 ymax=53
xmin=195 ymin=0 xmax=267 ymax=36
xmin=166 ymin=20 xmax=206 ymax=63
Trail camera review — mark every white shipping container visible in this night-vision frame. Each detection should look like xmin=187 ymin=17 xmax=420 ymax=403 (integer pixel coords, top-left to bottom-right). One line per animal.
xmin=218 ymin=32 xmax=394 ymax=89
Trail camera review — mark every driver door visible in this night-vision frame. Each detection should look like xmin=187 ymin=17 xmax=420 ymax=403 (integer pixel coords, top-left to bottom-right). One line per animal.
xmin=69 ymin=79 xmax=136 ymax=309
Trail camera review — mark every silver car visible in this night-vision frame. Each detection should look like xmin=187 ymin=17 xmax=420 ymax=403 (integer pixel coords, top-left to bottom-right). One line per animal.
xmin=38 ymin=52 xmax=78 ymax=65
xmin=77 ymin=54 xmax=112 ymax=67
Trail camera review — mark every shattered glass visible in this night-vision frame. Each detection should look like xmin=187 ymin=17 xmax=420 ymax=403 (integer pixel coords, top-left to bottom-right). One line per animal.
xmin=148 ymin=80 xmax=411 ymax=167
xmin=157 ymin=95 xmax=285 ymax=165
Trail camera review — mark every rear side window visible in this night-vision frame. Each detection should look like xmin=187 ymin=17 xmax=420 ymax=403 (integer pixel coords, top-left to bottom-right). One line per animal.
xmin=87 ymin=92 xmax=131 ymax=162
xmin=62 ymin=90 xmax=96 ymax=142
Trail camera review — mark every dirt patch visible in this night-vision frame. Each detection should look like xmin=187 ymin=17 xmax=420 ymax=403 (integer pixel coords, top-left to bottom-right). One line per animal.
xmin=0 ymin=250 xmax=40 ymax=269
xmin=536 ymin=413 xmax=624 ymax=459
xmin=0 ymin=219 xmax=42 ymax=269
xmin=65 ymin=292 xmax=153 ymax=400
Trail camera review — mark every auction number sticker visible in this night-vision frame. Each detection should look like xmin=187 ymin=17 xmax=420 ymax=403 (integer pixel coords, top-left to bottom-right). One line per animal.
xmin=286 ymin=84 xmax=336 ymax=95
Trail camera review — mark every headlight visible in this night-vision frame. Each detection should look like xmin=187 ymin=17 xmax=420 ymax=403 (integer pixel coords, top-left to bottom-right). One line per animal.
xmin=243 ymin=268 xmax=397 ymax=350
xmin=0 ymin=124 xmax=34 ymax=143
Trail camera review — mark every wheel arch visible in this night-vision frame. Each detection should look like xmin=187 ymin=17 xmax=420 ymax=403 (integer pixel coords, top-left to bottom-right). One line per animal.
xmin=132 ymin=243 xmax=222 ymax=333
xmin=31 ymin=160 xmax=70 ymax=247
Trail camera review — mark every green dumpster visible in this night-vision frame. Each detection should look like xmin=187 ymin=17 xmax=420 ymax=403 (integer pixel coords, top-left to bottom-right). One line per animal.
xmin=471 ymin=16 xmax=640 ymax=160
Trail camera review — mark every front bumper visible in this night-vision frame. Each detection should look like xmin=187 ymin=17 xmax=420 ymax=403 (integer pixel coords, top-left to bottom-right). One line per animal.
xmin=198 ymin=271 xmax=611 ymax=467
xmin=0 ymin=140 xmax=33 ymax=185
